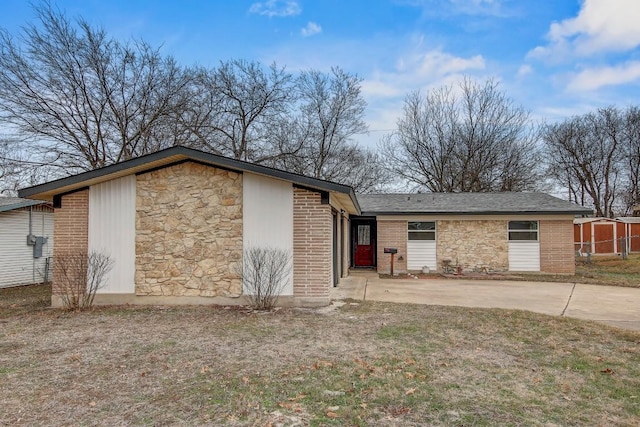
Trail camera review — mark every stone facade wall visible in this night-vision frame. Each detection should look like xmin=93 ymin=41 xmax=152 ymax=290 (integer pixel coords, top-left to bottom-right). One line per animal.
xmin=52 ymin=190 xmax=89 ymax=295
xmin=135 ymin=162 xmax=243 ymax=297
xmin=377 ymin=220 xmax=408 ymax=275
xmin=540 ymin=220 xmax=575 ymax=274
xmin=293 ymin=188 xmax=332 ymax=304
xmin=436 ymin=220 xmax=509 ymax=272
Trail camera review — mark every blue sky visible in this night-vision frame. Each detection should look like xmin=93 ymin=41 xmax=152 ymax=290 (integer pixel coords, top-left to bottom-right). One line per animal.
xmin=1 ymin=0 xmax=639 ymax=149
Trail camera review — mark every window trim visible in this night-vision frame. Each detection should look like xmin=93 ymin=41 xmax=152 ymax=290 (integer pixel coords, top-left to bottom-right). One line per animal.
xmin=408 ymin=221 xmax=436 ymax=241
xmin=508 ymin=220 xmax=539 ymax=242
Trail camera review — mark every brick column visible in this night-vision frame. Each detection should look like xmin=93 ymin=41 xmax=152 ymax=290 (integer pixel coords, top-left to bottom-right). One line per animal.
xmin=377 ymin=220 xmax=408 ymax=275
xmin=52 ymin=190 xmax=89 ymax=295
xmin=293 ymin=188 xmax=332 ymax=306
xmin=540 ymin=219 xmax=575 ymax=274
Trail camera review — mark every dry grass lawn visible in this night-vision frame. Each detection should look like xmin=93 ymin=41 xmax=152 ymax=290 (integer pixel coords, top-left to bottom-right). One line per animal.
xmin=1 ymin=285 xmax=639 ymax=426
xmin=514 ymin=254 xmax=640 ymax=288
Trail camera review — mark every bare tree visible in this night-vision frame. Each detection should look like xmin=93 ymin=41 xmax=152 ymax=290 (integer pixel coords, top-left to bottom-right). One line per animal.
xmin=382 ymin=78 xmax=541 ymax=192
xmin=267 ymin=67 xmax=386 ymax=192
xmin=0 ymin=3 xmax=192 ymax=172
xmin=186 ymin=60 xmax=293 ymax=162
xmin=622 ymin=106 xmax=640 ymax=213
xmin=543 ymin=107 xmax=623 ymax=217
xmin=236 ymin=246 xmax=291 ymax=310
xmin=0 ymin=137 xmax=23 ymax=195
xmin=0 ymin=136 xmax=60 ymax=195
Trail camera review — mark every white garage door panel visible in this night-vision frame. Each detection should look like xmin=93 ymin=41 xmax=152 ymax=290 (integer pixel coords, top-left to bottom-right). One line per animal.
xmin=508 ymin=242 xmax=540 ymax=271
xmin=407 ymin=241 xmax=437 ymax=271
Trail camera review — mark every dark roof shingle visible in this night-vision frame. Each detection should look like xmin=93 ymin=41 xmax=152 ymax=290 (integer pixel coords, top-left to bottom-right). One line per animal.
xmin=356 ymin=193 xmax=592 ymax=215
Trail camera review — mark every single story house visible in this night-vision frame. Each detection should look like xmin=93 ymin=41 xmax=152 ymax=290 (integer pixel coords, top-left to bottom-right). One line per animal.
xmin=615 ymin=217 xmax=640 ymax=253
xmin=573 ymin=218 xmax=627 ymax=255
xmin=19 ymin=146 xmax=359 ymax=307
xmin=354 ymin=193 xmax=591 ymax=275
xmin=0 ymin=197 xmax=53 ymax=288
xmin=18 ymin=146 xmax=590 ymax=307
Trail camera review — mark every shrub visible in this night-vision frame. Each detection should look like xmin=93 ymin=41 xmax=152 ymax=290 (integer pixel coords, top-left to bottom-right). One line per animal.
xmin=53 ymin=251 xmax=114 ymax=310
xmin=236 ymin=247 xmax=292 ymax=310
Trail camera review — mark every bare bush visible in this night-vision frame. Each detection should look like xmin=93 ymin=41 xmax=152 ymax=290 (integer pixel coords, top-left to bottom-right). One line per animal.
xmin=236 ymin=247 xmax=292 ymax=310
xmin=53 ymin=251 xmax=114 ymax=310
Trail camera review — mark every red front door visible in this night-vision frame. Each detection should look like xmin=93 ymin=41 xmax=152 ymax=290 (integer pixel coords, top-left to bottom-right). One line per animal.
xmin=354 ymin=224 xmax=374 ymax=266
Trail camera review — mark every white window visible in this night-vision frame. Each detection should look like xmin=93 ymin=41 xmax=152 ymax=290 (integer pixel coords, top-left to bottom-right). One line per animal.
xmin=408 ymin=221 xmax=436 ymax=240
xmin=508 ymin=221 xmax=538 ymax=241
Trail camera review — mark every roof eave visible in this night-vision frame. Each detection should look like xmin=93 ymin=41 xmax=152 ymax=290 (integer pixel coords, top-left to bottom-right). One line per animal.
xmin=361 ymin=210 xmax=592 ymax=216
xmin=18 ymin=146 xmax=358 ymax=204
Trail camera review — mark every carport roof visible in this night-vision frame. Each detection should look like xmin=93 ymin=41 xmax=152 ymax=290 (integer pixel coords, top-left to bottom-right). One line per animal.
xmin=357 ymin=192 xmax=592 ymax=216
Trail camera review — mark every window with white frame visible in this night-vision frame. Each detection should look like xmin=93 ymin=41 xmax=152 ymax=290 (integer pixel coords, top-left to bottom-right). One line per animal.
xmin=508 ymin=221 xmax=538 ymax=241
xmin=408 ymin=221 xmax=436 ymax=240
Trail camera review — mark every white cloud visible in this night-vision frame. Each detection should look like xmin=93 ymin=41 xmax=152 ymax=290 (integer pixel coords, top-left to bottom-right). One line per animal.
xmin=399 ymin=0 xmax=507 ymax=16
xmin=301 ymin=22 xmax=322 ymax=37
xmin=449 ymin=0 xmax=504 ymax=16
xmin=530 ymin=0 xmax=640 ymax=60
xmin=567 ymin=61 xmax=640 ymax=92
xmin=249 ymin=0 xmax=301 ymax=17
xmin=383 ymin=48 xmax=486 ymax=96
xmin=517 ymin=64 xmax=533 ymax=78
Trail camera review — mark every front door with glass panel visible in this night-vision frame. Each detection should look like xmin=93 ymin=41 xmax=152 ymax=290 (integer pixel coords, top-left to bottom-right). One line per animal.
xmin=354 ymin=223 xmax=375 ymax=267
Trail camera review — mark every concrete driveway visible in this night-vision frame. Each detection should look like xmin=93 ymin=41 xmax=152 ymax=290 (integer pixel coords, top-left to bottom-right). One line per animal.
xmin=333 ymin=271 xmax=640 ymax=331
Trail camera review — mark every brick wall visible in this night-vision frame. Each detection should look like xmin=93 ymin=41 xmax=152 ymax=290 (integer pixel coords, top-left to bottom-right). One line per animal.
xmin=293 ymin=188 xmax=332 ymax=304
xmin=52 ymin=190 xmax=89 ymax=294
xmin=540 ymin=219 xmax=575 ymax=274
xmin=377 ymin=220 xmax=408 ymax=275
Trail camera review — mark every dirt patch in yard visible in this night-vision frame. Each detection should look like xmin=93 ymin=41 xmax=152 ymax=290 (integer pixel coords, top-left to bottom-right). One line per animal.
xmin=1 ymin=285 xmax=639 ymax=426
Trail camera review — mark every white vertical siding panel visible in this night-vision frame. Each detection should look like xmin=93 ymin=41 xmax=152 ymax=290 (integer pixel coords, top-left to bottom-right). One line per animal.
xmin=0 ymin=209 xmax=53 ymax=287
xmin=508 ymin=242 xmax=540 ymax=271
xmin=89 ymin=175 xmax=136 ymax=293
xmin=243 ymin=173 xmax=294 ymax=295
xmin=407 ymin=241 xmax=437 ymax=271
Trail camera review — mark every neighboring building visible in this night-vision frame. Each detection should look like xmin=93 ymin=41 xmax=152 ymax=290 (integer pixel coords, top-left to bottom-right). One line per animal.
xmin=18 ymin=146 xmax=590 ymax=307
xmin=19 ymin=146 xmax=359 ymax=307
xmin=573 ymin=217 xmax=627 ymax=255
xmin=0 ymin=197 xmax=53 ymax=288
xmin=615 ymin=217 xmax=640 ymax=253
xmin=354 ymin=194 xmax=591 ymax=275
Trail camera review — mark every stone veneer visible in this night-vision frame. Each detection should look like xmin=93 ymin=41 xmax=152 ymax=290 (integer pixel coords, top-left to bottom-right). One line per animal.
xmin=135 ymin=162 xmax=243 ymax=297
xmin=52 ymin=190 xmax=89 ymax=295
xmin=540 ymin=219 xmax=575 ymax=274
xmin=436 ymin=220 xmax=509 ymax=272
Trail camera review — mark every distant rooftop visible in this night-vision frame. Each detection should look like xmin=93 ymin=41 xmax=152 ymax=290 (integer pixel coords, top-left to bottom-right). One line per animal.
xmin=616 ymin=217 xmax=640 ymax=223
xmin=0 ymin=196 xmax=49 ymax=213
xmin=356 ymin=193 xmax=592 ymax=216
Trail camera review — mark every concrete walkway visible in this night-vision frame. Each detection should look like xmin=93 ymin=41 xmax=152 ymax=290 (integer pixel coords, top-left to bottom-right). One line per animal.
xmin=332 ymin=270 xmax=640 ymax=331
